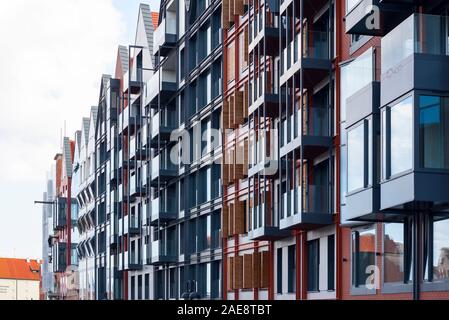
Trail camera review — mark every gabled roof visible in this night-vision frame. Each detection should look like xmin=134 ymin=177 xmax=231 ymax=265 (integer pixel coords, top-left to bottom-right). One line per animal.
xmin=82 ymin=118 xmax=90 ymax=147
xmin=0 ymin=258 xmax=41 ymax=281
xmin=151 ymin=12 xmax=159 ymax=30
xmin=135 ymin=4 xmax=157 ymax=65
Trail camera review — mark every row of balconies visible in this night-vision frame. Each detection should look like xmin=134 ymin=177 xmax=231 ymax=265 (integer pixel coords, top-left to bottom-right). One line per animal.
xmin=53 ymin=197 xmax=79 ymax=231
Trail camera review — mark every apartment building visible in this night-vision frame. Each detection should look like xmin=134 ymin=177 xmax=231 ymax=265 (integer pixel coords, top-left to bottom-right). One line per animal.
xmin=49 ymin=138 xmax=79 ymax=300
xmin=341 ymin=0 xmax=449 ymax=300
xmin=39 ymin=0 xmax=449 ymax=301
xmin=73 ymin=107 xmax=98 ymax=300
xmin=0 ymin=258 xmax=41 ymax=300
xmin=146 ymin=0 xmax=223 ymax=300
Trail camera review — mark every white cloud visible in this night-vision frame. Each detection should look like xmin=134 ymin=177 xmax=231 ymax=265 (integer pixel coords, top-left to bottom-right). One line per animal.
xmin=0 ymin=0 xmax=125 ymax=183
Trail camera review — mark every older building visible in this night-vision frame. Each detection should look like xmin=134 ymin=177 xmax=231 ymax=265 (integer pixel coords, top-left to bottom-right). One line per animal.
xmin=0 ymin=258 xmax=41 ymax=300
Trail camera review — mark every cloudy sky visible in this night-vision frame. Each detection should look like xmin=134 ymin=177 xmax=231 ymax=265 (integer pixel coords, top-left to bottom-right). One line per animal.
xmin=0 ymin=0 xmax=159 ymax=259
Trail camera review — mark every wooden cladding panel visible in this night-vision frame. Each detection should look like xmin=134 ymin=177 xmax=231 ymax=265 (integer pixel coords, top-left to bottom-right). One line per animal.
xmin=227 ymin=44 xmax=236 ymax=82
xmin=234 ymin=201 xmax=245 ymax=235
xmin=260 ymin=251 xmax=270 ymax=289
xmin=223 ymin=0 xmax=247 ymax=29
xmin=234 ymin=255 xmax=244 ymax=290
xmin=234 ymin=91 xmax=244 ymax=127
xmin=222 ymin=203 xmax=229 ymax=239
xmin=252 ymin=252 xmax=261 ymax=289
xmin=222 ymin=0 xmax=230 ymax=29
xmin=228 ymin=256 xmax=234 ymax=291
xmin=243 ymin=254 xmax=253 ymax=289
xmin=234 ymin=0 xmax=245 ymax=16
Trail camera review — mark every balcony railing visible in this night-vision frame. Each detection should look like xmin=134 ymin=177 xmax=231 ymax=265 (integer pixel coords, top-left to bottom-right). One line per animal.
xmin=153 ymin=16 xmax=177 ymax=56
xmin=150 ymin=197 xmax=178 ymax=227
xmin=146 ymin=67 xmax=177 ymax=107
xmin=151 ymin=111 xmax=176 ymax=147
xmin=150 ymin=240 xmax=177 ymax=265
xmin=382 ymin=14 xmax=449 ymax=77
xmin=151 ymin=154 xmax=178 ymax=186
xmin=280 ymin=184 xmax=333 ymax=230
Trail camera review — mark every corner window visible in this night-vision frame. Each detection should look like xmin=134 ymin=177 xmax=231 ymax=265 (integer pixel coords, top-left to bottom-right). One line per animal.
xmin=382 ymin=96 xmax=413 ymax=179
xmin=352 ymin=227 xmax=376 ymax=288
xmin=419 ymin=96 xmax=449 ymax=169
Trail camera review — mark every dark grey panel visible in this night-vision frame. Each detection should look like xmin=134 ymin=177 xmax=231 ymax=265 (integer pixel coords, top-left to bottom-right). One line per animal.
xmin=382 ymin=54 xmax=449 ymax=107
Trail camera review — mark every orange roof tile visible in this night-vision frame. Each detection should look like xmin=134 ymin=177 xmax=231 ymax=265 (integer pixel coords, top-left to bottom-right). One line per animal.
xmin=0 ymin=258 xmax=41 ymax=281
xmin=151 ymin=12 xmax=159 ymax=30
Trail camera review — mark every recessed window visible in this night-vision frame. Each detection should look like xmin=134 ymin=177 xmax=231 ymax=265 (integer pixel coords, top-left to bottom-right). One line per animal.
xmin=287 ymin=245 xmax=296 ymax=293
xmin=419 ymin=96 xmax=449 ymax=169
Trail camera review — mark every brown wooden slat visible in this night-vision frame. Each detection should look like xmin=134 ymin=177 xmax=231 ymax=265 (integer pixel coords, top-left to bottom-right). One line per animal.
xmin=234 ymin=255 xmax=243 ymax=289
xmin=243 ymin=254 xmax=253 ymax=289
xmin=260 ymin=251 xmax=270 ymax=288
xmin=252 ymin=251 xmax=261 ymax=288
xmin=234 ymin=201 xmax=245 ymax=235
xmin=228 ymin=256 xmax=234 ymax=291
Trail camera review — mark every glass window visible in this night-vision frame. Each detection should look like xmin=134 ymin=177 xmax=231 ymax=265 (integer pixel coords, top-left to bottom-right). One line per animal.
xmin=328 ymin=235 xmax=335 ymax=291
xmin=352 ymin=227 xmax=376 ymax=287
xmin=419 ymin=96 xmax=449 ymax=169
xmin=348 ymin=124 xmax=365 ymax=192
xmin=390 ymin=96 xmax=413 ymax=176
xmin=384 ymin=223 xmax=405 ymax=283
xmin=432 ymin=218 xmax=449 ymax=281
xmin=307 ymin=240 xmax=320 ymax=292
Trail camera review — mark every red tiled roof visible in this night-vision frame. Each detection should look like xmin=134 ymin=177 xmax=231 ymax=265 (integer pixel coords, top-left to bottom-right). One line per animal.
xmin=151 ymin=12 xmax=159 ymax=30
xmin=0 ymin=258 xmax=41 ymax=281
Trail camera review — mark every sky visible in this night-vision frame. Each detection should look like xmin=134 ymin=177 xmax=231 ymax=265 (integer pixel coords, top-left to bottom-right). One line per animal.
xmin=0 ymin=0 xmax=160 ymax=259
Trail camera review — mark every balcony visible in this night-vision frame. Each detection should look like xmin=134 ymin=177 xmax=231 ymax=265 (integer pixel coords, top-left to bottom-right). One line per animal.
xmin=150 ymin=154 xmax=178 ymax=187
xmin=146 ymin=67 xmax=177 ymax=108
xmin=280 ymin=31 xmax=332 ymax=87
xmin=280 ymin=186 xmax=333 ymax=230
xmin=153 ymin=15 xmax=177 ymax=57
xmin=130 ymin=174 xmax=147 ymax=198
xmin=53 ymin=197 xmax=78 ymax=231
xmin=129 ymin=138 xmax=149 ymax=161
xmin=120 ymin=107 xmax=141 ymax=135
xmin=123 ymin=68 xmax=143 ymax=94
xmin=381 ymin=13 xmax=449 ymax=107
xmin=345 ymin=0 xmax=416 ymax=36
xmin=249 ymin=203 xmax=290 ymax=241
xmin=149 ymin=240 xmax=177 ymax=266
xmin=110 ymin=234 xmax=118 ymax=250
xmin=125 ymin=251 xmax=143 ymax=271
xmin=125 ymin=212 xmax=140 ymax=236
xmin=248 ymin=82 xmax=282 ymax=118
xmin=280 ymin=106 xmax=332 ymax=159
xmin=150 ymin=197 xmax=177 ymax=227
xmin=150 ymin=111 xmax=176 ymax=148
xmin=249 ymin=3 xmax=281 ymax=56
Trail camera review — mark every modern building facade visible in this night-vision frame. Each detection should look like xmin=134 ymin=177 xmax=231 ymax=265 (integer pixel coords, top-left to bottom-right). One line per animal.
xmin=40 ymin=0 xmax=449 ymax=300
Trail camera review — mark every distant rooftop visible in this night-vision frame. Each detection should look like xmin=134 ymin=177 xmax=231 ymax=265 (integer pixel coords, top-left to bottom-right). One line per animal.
xmin=0 ymin=258 xmax=41 ymax=281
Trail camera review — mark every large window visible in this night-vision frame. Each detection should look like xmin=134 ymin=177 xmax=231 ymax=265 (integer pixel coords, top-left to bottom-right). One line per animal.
xmin=419 ymin=96 xmax=449 ymax=169
xmin=383 ymin=96 xmax=413 ymax=179
xmin=277 ymin=248 xmax=282 ymax=294
xmin=352 ymin=227 xmax=376 ymax=287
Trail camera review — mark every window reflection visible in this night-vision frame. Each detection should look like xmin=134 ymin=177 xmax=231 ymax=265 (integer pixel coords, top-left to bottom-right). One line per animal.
xmin=390 ymin=97 xmax=413 ymax=176
xmin=433 ymin=218 xmax=449 ymax=281
xmin=419 ymin=96 xmax=449 ymax=169
xmin=384 ymin=223 xmax=405 ymax=283
xmin=348 ymin=124 xmax=365 ymax=192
